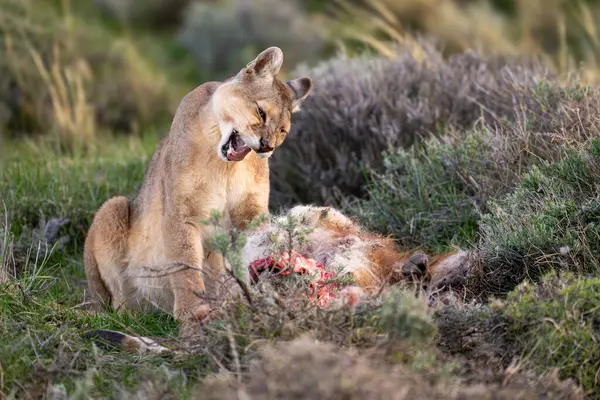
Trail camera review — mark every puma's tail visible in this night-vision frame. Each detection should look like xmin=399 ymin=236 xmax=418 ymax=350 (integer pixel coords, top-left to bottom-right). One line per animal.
xmin=83 ymin=330 xmax=170 ymax=355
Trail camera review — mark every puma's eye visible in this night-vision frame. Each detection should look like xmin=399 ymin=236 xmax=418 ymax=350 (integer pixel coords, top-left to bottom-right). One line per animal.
xmin=258 ymin=106 xmax=266 ymax=122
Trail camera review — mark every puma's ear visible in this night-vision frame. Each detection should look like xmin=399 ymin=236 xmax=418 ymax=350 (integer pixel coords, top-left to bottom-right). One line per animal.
xmin=244 ymin=47 xmax=284 ymax=77
xmin=285 ymin=77 xmax=313 ymax=113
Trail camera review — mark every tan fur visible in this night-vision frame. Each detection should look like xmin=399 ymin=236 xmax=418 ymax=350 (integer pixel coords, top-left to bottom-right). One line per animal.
xmin=83 ymin=47 xmax=313 ymax=322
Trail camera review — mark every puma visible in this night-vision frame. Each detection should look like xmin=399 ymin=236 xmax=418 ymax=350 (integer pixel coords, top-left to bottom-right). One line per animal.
xmin=83 ymin=47 xmax=313 ymax=322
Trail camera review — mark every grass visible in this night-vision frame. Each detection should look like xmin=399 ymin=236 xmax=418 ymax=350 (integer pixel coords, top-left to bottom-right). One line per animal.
xmin=326 ymin=0 xmax=600 ymax=82
xmin=0 ymin=135 xmax=195 ymax=398
xmin=0 ymin=250 xmax=187 ymax=398
xmin=0 ymin=134 xmax=156 ymax=240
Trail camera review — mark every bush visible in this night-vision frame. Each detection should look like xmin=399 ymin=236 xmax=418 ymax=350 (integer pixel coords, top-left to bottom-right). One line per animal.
xmin=178 ymin=0 xmax=324 ymax=80
xmin=193 ymin=280 xmax=438 ymax=371
xmin=350 ymin=132 xmax=485 ymax=251
xmin=269 ymin=41 xmax=600 ymax=209
xmin=0 ymin=0 xmax=183 ymax=151
xmin=498 ymin=271 xmax=600 ymax=395
xmin=469 ymin=140 xmax=600 ymax=297
xmin=352 ymin=80 xmax=600 ymax=250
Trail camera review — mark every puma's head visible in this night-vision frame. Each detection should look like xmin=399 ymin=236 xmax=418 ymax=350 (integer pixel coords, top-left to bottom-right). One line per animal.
xmin=212 ymin=47 xmax=312 ymax=162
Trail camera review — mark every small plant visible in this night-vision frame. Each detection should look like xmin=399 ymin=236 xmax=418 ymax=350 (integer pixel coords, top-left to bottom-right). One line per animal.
xmin=268 ymin=212 xmax=315 ymax=262
xmin=199 ymin=209 xmax=268 ymax=304
xmin=497 ymin=270 xmax=600 ymax=395
xmin=378 ymin=286 xmax=437 ymax=344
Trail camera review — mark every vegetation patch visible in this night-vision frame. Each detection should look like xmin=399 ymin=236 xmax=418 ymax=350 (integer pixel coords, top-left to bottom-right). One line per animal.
xmin=0 ymin=137 xmax=153 ymax=239
xmin=498 ymin=271 xmax=600 ymax=396
xmin=470 ymin=139 xmax=600 ymax=297
xmin=270 ymin=41 xmax=600 ymax=208
xmin=0 ymin=260 xmax=188 ymax=399
xmin=352 ymin=88 xmax=600 ymax=251
xmin=4 ymin=1 xmax=600 ymax=398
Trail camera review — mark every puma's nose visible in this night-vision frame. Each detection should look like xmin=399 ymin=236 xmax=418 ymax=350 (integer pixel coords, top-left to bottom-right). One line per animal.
xmin=258 ymin=138 xmax=274 ymax=153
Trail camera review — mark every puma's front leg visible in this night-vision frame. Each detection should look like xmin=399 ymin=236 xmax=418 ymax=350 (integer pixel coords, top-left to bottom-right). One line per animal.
xmin=163 ymin=215 xmax=211 ymax=322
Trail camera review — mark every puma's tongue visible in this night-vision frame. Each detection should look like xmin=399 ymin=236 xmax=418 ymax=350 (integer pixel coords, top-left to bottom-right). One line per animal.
xmin=227 ymin=134 xmax=251 ymax=161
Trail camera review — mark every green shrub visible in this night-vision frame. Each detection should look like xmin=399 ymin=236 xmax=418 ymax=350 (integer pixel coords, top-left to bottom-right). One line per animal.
xmin=470 ymin=140 xmax=600 ymax=297
xmin=498 ymin=271 xmax=600 ymax=396
xmin=351 ymin=131 xmax=485 ymax=251
xmin=352 ymin=103 xmax=600 ymax=251
xmin=378 ymin=287 xmax=437 ymax=343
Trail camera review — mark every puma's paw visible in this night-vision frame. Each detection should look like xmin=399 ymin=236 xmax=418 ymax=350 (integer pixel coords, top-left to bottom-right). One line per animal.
xmin=193 ymin=304 xmax=212 ymax=322
xmin=174 ymin=303 xmax=212 ymax=324
xmin=177 ymin=304 xmax=214 ymax=339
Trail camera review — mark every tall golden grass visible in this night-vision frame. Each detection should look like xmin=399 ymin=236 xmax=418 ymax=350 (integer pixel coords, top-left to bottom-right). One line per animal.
xmin=326 ymin=0 xmax=600 ymax=83
xmin=0 ymin=0 xmax=181 ymax=154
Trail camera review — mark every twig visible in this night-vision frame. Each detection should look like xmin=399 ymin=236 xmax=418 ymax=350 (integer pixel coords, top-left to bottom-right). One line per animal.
xmin=135 ymin=262 xmax=201 ymax=279
xmin=271 ymin=291 xmax=296 ymax=320
xmin=0 ymin=360 xmax=4 ymax=400
xmin=205 ymin=348 xmax=233 ymax=377
xmin=227 ymin=324 xmax=242 ymax=384
xmin=229 ymin=269 xmax=254 ymax=307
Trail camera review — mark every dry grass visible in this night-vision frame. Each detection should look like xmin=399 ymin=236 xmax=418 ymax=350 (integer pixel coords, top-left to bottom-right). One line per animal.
xmin=196 ymin=335 xmax=583 ymax=400
xmin=327 ymin=0 xmax=600 ymax=83
xmin=0 ymin=0 xmax=182 ymax=153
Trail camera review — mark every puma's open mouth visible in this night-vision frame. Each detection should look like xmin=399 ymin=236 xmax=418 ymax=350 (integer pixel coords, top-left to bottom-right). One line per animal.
xmin=221 ymin=130 xmax=251 ymax=162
